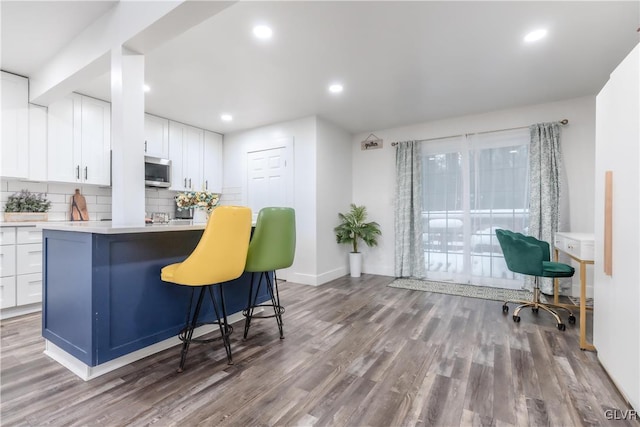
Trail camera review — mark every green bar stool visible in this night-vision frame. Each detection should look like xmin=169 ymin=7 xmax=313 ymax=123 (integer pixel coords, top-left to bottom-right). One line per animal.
xmin=161 ymin=206 xmax=252 ymax=372
xmin=243 ymin=207 xmax=296 ymax=339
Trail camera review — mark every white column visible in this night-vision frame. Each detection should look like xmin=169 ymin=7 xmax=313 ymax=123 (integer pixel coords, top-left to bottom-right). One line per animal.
xmin=111 ymin=47 xmax=145 ymax=227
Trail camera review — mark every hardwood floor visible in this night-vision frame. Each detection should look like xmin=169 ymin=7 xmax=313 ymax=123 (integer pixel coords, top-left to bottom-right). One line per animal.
xmin=1 ymin=274 xmax=635 ymax=426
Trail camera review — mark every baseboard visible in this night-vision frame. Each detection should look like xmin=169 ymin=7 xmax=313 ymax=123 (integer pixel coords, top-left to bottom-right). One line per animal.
xmin=286 ymin=267 xmax=348 ymax=286
xmin=1 ymin=303 xmax=41 ymax=320
xmin=43 ymin=309 xmax=255 ymax=381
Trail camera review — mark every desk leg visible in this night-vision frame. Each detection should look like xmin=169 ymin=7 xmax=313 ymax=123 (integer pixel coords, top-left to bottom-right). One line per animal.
xmin=579 ymin=261 xmax=596 ymax=351
xmin=554 ymin=248 xmax=560 ymax=305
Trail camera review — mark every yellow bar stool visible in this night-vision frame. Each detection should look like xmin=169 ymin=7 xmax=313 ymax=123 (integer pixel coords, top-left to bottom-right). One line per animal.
xmin=243 ymin=207 xmax=296 ymax=339
xmin=161 ymin=206 xmax=252 ymax=372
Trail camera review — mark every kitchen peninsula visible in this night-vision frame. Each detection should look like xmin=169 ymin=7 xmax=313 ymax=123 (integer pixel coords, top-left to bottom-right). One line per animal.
xmin=39 ymin=221 xmax=267 ymax=380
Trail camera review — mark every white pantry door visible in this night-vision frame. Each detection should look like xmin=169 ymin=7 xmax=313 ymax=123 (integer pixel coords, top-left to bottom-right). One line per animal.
xmin=247 ymin=146 xmax=291 ymax=222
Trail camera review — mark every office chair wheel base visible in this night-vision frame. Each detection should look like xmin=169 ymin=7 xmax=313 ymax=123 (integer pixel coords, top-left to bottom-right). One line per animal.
xmin=512 ymin=315 xmax=520 ymax=323
xmin=532 ymin=307 xmax=539 ymax=313
xmin=557 ymin=323 xmax=566 ymax=331
xmin=568 ymin=315 xmax=576 ymax=324
xmin=502 ymin=304 xmax=509 ymax=313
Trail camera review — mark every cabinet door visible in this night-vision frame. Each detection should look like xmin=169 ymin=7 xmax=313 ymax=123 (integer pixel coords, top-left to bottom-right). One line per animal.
xmin=168 ymin=121 xmax=187 ymax=191
xmin=16 ymin=243 xmax=42 ymax=275
xmin=48 ymin=94 xmax=80 ymax=183
xmin=184 ymin=126 xmax=203 ymax=190
xmin=0 ymin=228 xmax=16 ymax=246
xmin=203 ymin=131 xmax=223 ymax=192
xmin=0 ymin=245 xmax=16 ymax=278
xmin=80 ymin=96 xmax=111 ymax=186
xmin=144 ymin=114 xmax=169 ymax=158
xmin=1 ymin=72 xmax=29 ymax=179
xmin=16 ymin=273 xmax=42 ymax=305
xmin=29 ymin=104 xmax=48 ymax=181
xmin=0 ymin=276 xmax=16 ymax=309
xmin=16 ymin=227 xmax=42 ymax=245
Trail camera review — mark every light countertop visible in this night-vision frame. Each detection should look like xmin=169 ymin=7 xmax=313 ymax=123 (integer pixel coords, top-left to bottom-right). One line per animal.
xmin=0 ymin=220 xmax=204 ymax=234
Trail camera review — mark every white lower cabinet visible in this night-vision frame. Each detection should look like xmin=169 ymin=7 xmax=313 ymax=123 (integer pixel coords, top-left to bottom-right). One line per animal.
xmin=0 ymin=227 xmax=43 ymax=315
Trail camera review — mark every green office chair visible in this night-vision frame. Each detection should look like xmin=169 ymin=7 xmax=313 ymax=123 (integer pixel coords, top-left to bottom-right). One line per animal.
xmin=243 ymin=207 xmax=296 ymax=339
xmin=495 ymin=229 xmax=576 ymax=331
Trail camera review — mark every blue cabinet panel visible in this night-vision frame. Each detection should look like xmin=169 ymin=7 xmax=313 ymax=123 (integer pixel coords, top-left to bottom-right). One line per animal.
xmin=43 ymin=229 xmax=269 ymax=367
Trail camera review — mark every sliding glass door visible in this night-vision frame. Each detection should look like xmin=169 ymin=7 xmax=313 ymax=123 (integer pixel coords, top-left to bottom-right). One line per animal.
xmin=421 ymin=128 xmax=529 ymax=289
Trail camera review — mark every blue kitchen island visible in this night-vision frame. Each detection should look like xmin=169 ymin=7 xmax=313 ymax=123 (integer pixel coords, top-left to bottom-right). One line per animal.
xmin=39 ymin=221 xmax=267 ymax=380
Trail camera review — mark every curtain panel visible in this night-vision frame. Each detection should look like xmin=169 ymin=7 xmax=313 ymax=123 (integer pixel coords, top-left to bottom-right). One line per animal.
xmin=528 ymin=122 xmax=566 ymax=293
xmin=394 ymin=141 xmax=425 ymax=278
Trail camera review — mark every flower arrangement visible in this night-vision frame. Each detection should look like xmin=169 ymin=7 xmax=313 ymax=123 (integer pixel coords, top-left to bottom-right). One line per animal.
xmin=175 ymin=191 xmax=220 ymax=213
xmin=4 ymin=190 xmax=51 ymax=213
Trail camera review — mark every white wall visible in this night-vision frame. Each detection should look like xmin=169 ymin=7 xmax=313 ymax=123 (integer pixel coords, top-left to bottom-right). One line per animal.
xmin=594 ymin=44 xmax=639 ymax=411
xmin=222 ymin=116 xmax=320 ymax=285
xmin=352 ymin=96 xmax=597 ymax=278
xmin=316 ymin=117 xmax=353 ymax=282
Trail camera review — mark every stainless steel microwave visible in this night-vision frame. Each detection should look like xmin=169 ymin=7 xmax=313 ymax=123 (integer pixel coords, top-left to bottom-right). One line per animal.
xmin=144 ymin=156 xmax=171 ymax=188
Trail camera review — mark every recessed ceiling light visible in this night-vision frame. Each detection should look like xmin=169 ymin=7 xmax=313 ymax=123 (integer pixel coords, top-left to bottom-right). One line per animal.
xmin=221 ymin=114 xmax=233 ymax=122
xmin=253 ymin=25 xmax=273 ymax=39
xmin=329 ymin=84 xmax=343 ymax=94
xmin=143 ymin=84 xmax=150 ymax=92
xmin=524 ymin=28 xmax=547 ymax=43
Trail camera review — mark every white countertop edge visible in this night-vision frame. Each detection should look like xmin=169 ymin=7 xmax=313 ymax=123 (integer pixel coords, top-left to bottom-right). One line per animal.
xmin=0 ymin=221 xmax=44 ymax=227
xmin=35 ymin=221 xmax=206 ymax=234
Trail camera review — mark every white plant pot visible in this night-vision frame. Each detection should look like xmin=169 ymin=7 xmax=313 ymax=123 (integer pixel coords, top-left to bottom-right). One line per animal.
xmin=349 ymin=252 xmax=362 ymax=278
xmin=192 ymin=209 xmax=209 ymax=224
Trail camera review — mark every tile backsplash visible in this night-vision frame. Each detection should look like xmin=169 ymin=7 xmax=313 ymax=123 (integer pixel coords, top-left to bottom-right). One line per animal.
xmin=0 ymin=179 xmax=178 ymax=221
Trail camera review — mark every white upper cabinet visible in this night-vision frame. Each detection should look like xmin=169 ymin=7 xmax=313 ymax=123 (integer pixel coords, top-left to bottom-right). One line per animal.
xmin=47 ymin=94 xmax=111 ymax=186
xmin=1 ymin=72 xmax=29 ymax=179
xmin=144 ymin=114 xmax=169 ymax=158
xmin=168 ymin=121 xmax=185 ymax=191
xmin=47 ymin=94 xmax=77 ymax=183
xmin=80 ymin=96 xmax=111 ymax=185
xmin=203 ymin=131 xmax=223 ymax=193
xmin=168 ymin=121 xmax=203 ymax=191
xmin=28 ymin=104 xmax=48 ymax=182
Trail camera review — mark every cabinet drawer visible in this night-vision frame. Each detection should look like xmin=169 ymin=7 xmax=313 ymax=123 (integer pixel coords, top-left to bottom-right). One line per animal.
xmin=0 ymin=245 xmax=16 ymax=277
xmin=17 ymin=273 xmax=42 ymax=305
xmin=17 ymin=227 xmax=42 ymax=244
xmin=555 ymin=233 xmax=595 ymax=261
xmin=0 ymin=276 xmax=16 ymax=309
xmin=0 ymin=228 xmax=16 ymax=245
xmin=16 ymin=243 xmax=42 ymax=275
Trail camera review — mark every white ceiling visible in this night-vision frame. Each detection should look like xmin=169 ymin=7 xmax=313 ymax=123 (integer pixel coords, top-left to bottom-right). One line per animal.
xmin=2 ymin=1 xmax=639 ymax=135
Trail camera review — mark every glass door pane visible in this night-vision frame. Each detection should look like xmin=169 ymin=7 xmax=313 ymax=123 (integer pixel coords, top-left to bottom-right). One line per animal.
xmin=421 ymin=129 xmax=529 ymax=289
xmin=469 ymin=141 xmax=529 ymax=288
xmin=422 ymin=139 xmax=466 ymax=282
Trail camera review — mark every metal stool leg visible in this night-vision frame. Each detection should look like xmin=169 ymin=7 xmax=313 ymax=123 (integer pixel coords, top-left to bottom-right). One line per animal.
xmin=266 ymin=272 xmax=284 ymax=339
xmin=216 ymin=284 xmax=233 ymax=364
xmin=178 ymin=286 xmax=206 ymax=373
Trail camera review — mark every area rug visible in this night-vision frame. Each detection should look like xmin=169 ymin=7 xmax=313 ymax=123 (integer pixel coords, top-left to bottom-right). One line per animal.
xmin=388 ymin=278 xmax=540 ymax=303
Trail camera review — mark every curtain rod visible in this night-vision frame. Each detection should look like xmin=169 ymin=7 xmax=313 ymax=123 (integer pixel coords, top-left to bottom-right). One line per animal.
xmin=391 ymin=119 xmax=568 ymax=147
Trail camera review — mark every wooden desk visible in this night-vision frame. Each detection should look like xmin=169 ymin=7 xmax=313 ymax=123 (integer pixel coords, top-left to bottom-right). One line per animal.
xmin=553 ymin=246 xmax=595 ymax=351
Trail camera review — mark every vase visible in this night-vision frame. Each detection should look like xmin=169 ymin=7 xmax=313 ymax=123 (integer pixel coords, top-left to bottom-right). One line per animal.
xmin=349 ymin=252 xmax=362 ymax=278
xmin=192 ymin=209 xmax=209 ymax=224
xmin=4 ymin=212 xmax=48 ymax=222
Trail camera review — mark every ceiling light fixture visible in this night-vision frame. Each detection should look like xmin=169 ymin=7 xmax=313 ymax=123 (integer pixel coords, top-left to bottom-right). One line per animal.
xmin=524 ymin=28 xmax=547 ymax=43
xmin=143 ymin=84 xmax=150 ymax=92
xmin=253 ymin=25 xmax=273 ymax=39
xmin=221 ymin=114 xmax=233 ymax=121
xmin=329 ymin=83 xmax=343 ymax=94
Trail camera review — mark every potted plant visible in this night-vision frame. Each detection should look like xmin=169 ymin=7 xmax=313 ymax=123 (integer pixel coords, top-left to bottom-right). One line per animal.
xmin=4 ymin=190 xmax=51 ymax=222
xmin=175 ymin=190 xmax=220 ymax=224
xmin=334 ymin=203 xmax=381 ymax=277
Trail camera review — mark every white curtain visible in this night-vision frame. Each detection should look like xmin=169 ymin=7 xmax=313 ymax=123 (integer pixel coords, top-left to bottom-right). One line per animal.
xmin=528 ymin=122 xmax=566 ymax=293
xmin=394 ymin=141 xmax=424 ymax=278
